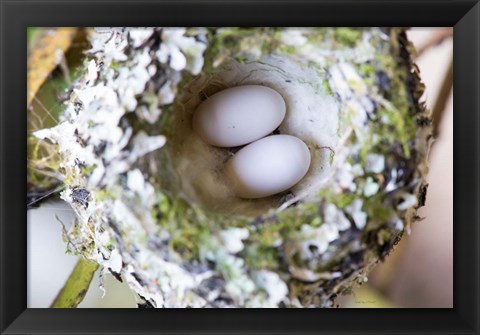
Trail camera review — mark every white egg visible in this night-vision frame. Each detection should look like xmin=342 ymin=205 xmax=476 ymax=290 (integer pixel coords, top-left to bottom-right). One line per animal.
xmin=192 ymin=85 xmax=286 ymax=147
xmin=225 ymin=135 xmax=311 ymax=199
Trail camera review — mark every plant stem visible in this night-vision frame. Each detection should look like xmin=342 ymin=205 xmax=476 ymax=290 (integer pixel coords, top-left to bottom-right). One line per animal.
xmin=50 ymin=258 xmax=99 ymax=308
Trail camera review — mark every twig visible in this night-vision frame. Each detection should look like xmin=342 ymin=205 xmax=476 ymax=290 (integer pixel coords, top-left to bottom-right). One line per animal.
xmin=50 ymin=258 xmax=99 ymax=308
xmin=431 ymin=56 xmax=453 ymax=137
xmin=414 ymin=28 xmax=453 ymax=59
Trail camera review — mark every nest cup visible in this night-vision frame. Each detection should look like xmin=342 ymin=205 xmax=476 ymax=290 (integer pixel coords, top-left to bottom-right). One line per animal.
xmin=161 ymin=55 xmax=341 ymax=217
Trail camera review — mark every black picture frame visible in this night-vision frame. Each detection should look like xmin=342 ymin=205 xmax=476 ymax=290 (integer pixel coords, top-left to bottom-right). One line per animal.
xmin=1 ymin=0 xmax=479 ymax=334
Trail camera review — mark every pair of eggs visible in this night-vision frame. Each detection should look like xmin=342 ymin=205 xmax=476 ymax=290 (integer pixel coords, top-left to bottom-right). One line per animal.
xmin=192 ymin=85 xmax=311 ymax=199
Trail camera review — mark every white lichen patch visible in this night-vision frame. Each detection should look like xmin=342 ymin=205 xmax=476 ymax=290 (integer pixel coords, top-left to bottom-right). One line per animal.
xmin=365 ymin=153 xmax=386 ymax=174
xmin=363 ymin=177 xmax=380 ymax=197
xmin=250 ymin=270 xmax=288 ymax=307
xmin=323 ymin=203 xmax=351 ymax=231
xmin=299 ymin=223 xmax=340 ymax=259
xmin=219 ymin=227 xmax=249 ymax=254
xmin=345 ymin=199 xmax=368 ymax=230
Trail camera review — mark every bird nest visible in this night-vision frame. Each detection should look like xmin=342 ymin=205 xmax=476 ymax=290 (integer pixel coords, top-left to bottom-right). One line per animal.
xmin=34 ymin=27 xmax=431 ymax=308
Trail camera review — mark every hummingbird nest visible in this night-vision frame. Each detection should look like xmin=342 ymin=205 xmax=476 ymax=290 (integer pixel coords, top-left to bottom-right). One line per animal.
xmin=34 ymin=27 xmax=431 ymax=308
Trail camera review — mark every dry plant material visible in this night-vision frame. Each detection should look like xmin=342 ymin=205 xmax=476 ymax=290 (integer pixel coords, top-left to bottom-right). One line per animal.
xmin=27 ymin=28 xmax=78 ymax=107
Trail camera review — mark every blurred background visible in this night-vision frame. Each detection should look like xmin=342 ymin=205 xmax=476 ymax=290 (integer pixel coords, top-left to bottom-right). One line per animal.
xmin=27 ymin=28 xmax=453 ymax=308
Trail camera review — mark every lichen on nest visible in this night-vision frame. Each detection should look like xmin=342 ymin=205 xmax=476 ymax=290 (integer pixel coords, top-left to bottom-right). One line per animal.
xmin=34 ymin=27 xmax=431 ymax=308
